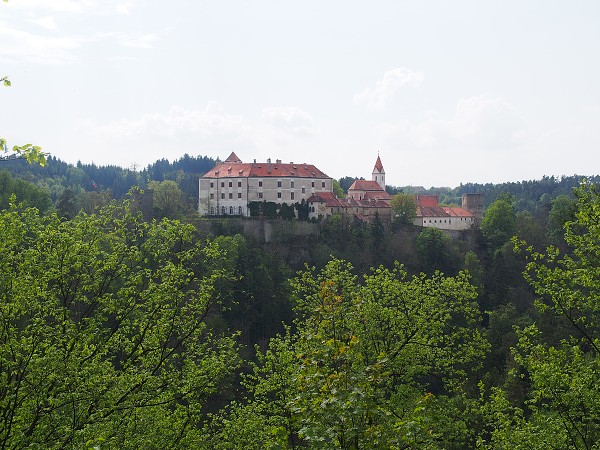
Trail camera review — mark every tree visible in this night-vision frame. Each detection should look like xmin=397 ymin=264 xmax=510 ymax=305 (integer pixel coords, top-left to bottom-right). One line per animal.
xmin=545 ymin=194 xmax=576 ymax=244
xmin=0 ymin=201 xmax=240 ymax=448
xmin=481 ymin=182 xmax=600 ymax=449
xmin=416 ymin=227 xmax=451 ymax=274
xmin=216 ymin=259 xmax=488 ymax=449
xmin=56 ymin=187 xmax=78 ymax=219
xmin=389 ymin=192 xmax=417 ymax=226
xmin=0 ymin=170 xmax=52 ymax=212
xmin=332 ymin=179 xmax=346 ymax=198
xmin=148 ymin=179 xmax=185 ymax=218
xmin=480 ymin=195 xmax=516 ymax=249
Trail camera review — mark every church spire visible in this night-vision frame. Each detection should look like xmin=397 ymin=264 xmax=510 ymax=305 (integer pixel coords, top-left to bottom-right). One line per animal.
xmin=372 ymin=153 xmax=385 ymax=189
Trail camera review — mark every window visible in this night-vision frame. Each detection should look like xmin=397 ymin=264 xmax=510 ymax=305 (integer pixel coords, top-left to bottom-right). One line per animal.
xmin=221 ymin=182 xmax=225 ymax=188
xmin=210 ymin=193 xmax=214 ymax=199
xmin=210 ymin=182 xmax=214 ymax=188
xmin=221 ymin=193 xmax=225 ymax=199
xmin=238 ymin=192 xmax=242 ymax=199
xmin=277 ymin=192 xmax=282 ymax=199
xmin=258 ymin=192 xmax=263 ymax=199
xmin=221 ymin=206 xmax=225 ymax=215
xmin=229 ymin=193 xmax=233 ymax=199
xmin=277 ymin=181 xmax=282 ymax=187
xmin=238 ymin=181 xmax=242 ymax=187
xmin=229 ymin=181 xmax=232 ymax=187
xmin=259 ymin=181 xmax=263 ymax=187
xmin=238 ymin=206 xmax=243 ymax=215
xmin=322 ymin=181 xmax=325 ymax=188
xmin=210 ymin=207 xmax=215 ymax=215
xmin=229 ymin=206 xmax=233 ymax=215
xmin=311 ymin=181 xmax=315 ymax=187
xmin=302 ymin=187 xmax=305 ymax=194
xmin=291 ymin=192 xmax=295 ymax=200
xmin=291 ymin=181 xmax=295 ymax=188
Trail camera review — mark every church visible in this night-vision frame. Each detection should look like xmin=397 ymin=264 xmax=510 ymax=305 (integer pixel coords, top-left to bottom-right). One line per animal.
xmin=307 ymin=155 xmax=392 ymax=222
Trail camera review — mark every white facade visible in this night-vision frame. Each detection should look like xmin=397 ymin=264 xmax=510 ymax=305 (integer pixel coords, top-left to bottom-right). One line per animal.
xmin=198 ymin=154 xmax=332 ymax=217
xmin=413 ymin=215 xmax=475 ymax=231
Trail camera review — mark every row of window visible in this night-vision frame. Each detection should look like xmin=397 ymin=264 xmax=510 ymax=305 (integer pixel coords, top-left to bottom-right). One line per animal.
xmin=209 ymin=180 xmax=326 ymax=189
xmin=210 ymin=206 xmax=244 ymax=215
xmin=210 ymin=191 xmax=304 ymax=200
xmin=425 ymin=217 xmax=472 ymax=224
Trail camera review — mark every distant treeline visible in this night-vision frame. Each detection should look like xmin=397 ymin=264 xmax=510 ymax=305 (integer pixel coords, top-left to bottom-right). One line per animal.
xmin=2 ymin=153 xmax=599 ymax=221
xmin=0 ymin=153 xmax=216 ymax=200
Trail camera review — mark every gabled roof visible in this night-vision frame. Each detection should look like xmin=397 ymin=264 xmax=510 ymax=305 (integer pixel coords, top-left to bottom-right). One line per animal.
xmin=307 ymin=192 xmax=344 ymax=207
xmin=348 ymin=180 xmax=385 ymax=192
xmin=373 ymin=155 xmax=384 ymax=173
xmin=363 ymin=190 xmax=390 ymax=201
xmin=340 ymin=198 xmax=390 ymax=208
xmin=443 ymin=207 xmax=473 ymax=217
xmin=416 ymin=206 xmax=450 ymax=218
xmin=202 ymin=160 xmax=330 ymax=179
xmin=224 ymin=151 xmax=242 ymax=163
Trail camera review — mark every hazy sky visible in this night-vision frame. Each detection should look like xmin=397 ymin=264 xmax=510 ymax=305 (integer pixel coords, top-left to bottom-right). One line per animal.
xmin=2 ymin=1 xmax=599 ymax=187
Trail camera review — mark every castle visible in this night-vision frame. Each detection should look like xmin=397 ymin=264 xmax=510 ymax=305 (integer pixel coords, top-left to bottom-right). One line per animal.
xmin=198 ymin=153 xmax=481 ymax=230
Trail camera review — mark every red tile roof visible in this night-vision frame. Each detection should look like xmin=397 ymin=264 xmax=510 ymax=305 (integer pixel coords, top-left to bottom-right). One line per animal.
xmin=307 ymin=192 xmax=344 ymax=207
xmin=202 ymin=161 xmax=330 ymax=179
xmin=374 ymin=155 xmax=384 ymax=173
xmin=224 ymin=151 xmax=242 ymax=163
xmin=363 ymin=190 xmax=391 ymax=200
xmin=340 ymin=198 xmax=390 ymax=208
xmin=416 ymin=206 xmax=449 ymax=218
xmin=415 ymin=195 xmax=439 ymax=207
xmin=349 ymin=180 xmax=384 ymax=191
xmin=443 ymin=207 xmax=473 ymax=217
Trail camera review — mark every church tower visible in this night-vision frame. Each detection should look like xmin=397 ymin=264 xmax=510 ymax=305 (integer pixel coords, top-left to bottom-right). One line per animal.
xmin=372 ymin=154 xmax=385 ymax=189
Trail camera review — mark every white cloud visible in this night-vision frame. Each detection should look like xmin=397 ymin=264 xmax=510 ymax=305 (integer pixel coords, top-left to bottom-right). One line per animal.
xmin=450 ymin=94 xmax=526 ymax=146
xmin=5 ymin=0 xmax=135 ymax=15
xmin=376 ymin=93 xmax=526 ymax=152
xmin=98 ymin=103 xmax=255 ymax=142
xmin=262 ymin=106 xmax=315 ymax=136
xmin=30 ymin=16 xmax=58 ymax=31
xmin=96 ymin=31 xmax=160 ymax=49
xmin=354 ymin=67 xmax=424 ymax=110
xmin=0 ymin=19 xmax=82 ymax=64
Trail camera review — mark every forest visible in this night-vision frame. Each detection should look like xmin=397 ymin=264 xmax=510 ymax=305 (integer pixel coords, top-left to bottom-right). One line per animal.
xmin=1 ymin=154 xmax=600 ymax=449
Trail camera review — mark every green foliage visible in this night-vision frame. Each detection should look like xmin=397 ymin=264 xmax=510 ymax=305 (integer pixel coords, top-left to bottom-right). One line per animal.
xmin=480 ymin=182 xmax=600 ymax=448
xmin=148 ymin=179 xmax=185 ymax=218
xmin=0 ymin=170 xmax=52 ymax=212
xmin=279 ymin=202 xmax=295 ymax=220
xmin=332 ymin=179 xmax=346 ymax=198
xmin=546 ymin=194 xmax=576 ymax=244
xmin=389 ymin=192 xmax=417 ymax=225
xmin=481 ymin=196 xmax=516 ymax=248
xmin=217 ymin=259 xmax=488 ymax=449
xmin=415 ymin=227 xmax=452 ymax=274
xmin=0 ymin=202 xmax=240 ymax=448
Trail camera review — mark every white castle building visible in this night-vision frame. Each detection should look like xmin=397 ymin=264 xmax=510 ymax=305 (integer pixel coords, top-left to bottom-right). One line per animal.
xmin=198 ymin=152 xmax=332 ymax=217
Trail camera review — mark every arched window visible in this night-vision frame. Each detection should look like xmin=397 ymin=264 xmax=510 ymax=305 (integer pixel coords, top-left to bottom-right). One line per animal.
xmin=210 ymin=207 xmax=215 ymax=215
xmin=238 ymin=206 xmax=243 ymax=215
xmin=229 ymin=206 xmax=234 ymax=215
xmin=221 ymin=206 xmax=226 ymax=215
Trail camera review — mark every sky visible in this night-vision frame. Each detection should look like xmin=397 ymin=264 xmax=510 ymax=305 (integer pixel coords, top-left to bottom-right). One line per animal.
xmin=1 ymin=0 xmax=599 ymax=188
